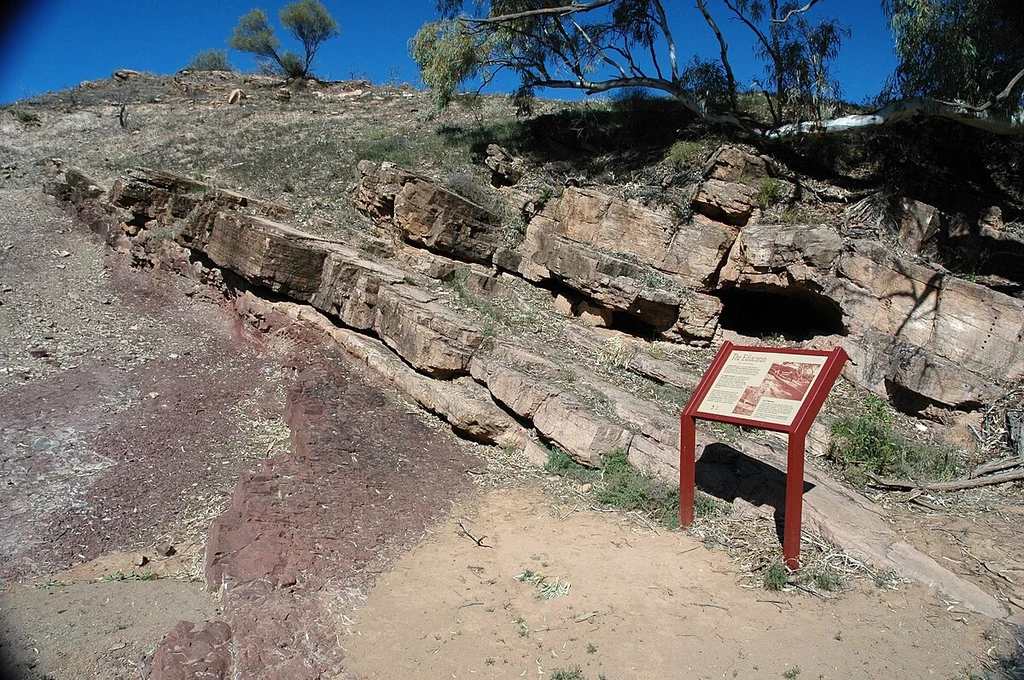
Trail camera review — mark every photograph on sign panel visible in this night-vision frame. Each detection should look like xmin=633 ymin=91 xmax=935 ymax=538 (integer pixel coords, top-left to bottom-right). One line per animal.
xmin=732 ymin=361 xmax=818 ymax=417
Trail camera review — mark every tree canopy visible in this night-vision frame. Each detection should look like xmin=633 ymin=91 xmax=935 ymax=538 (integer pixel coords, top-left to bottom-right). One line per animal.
xmin=228 ymin=0 xmax=339 ymax=80
xmin=411 ymin=0 xmax=1024 ymax=139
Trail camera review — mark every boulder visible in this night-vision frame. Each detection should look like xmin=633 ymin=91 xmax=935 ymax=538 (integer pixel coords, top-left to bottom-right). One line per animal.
xmin=833 ymin=240 xmax=1024 ymax=384
xmin=529 ymin=186 xmax=677 ymax=265
xmin=485 ymin=144 xmax=525 ymax=186
xmin=703 ymin=145 xmax=768 ymax=182
xmin=892 ymin=197 xmax=942 ymax=254
xmin=352 ymin=160 xmax=418 ymax=221
xmin=692 ymin=178 xmax=758 ymax=226
xmin=311 ymin=248 xmax=407 ymax=330
xmin=177 ymin=209 xmax=328 ymax=301
xmin=393 ymin=178 xmax=504 ymax=264
xmin=718 ymin=223 xmax=844 ymax=290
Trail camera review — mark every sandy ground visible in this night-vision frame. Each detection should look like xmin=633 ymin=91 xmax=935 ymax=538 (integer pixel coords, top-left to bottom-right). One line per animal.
xmin=340 ymin=487 xmax=1011 ymax=680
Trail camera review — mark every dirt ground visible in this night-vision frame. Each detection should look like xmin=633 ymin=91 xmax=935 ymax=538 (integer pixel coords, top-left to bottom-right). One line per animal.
xmin=340 ymin=487 xmax=1013 ymax=680
xmin=0 ymin=151 xmax=1022 ymax=679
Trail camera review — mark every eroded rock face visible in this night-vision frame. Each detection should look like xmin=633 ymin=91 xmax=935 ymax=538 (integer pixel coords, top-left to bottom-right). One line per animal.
xmin=355 ymin=160 xmax=504 ymax=264
xmin=51 ymin=163 xmax=1024 ymax=420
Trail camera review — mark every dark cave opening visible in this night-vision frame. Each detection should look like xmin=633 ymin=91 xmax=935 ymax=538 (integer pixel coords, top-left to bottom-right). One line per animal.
xmin=715 ymin=286 xmax=846 ymax=340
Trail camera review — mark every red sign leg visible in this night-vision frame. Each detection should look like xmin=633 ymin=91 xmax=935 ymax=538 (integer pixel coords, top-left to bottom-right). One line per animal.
xmin=679 ymin=414 xmax=696 ymax=527
xmin=783 ymin=435 xmax=805 ymax=569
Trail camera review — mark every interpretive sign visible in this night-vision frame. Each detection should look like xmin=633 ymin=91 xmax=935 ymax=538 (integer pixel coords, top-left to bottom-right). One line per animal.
xmin=693 ymin=349 xmax=829 ymax=428
xmin=679 ymin=342 xmax=847 ymax=568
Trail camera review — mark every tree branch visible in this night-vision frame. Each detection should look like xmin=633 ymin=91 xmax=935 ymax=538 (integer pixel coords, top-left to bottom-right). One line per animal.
xmin=651 ymin=0 xmax=679 ymax=82
xmin=772 ymin=0 xmax=823 ymax=24
xmin=696 ymin=0 xmax=737 ymax=109
xmin=995 ymin=66 xmax=1024 ymax=103
xmin=468 ymin=0 xmax=616 ymax=24
xmin=758 ymin=97 xmax=1024 ymax=140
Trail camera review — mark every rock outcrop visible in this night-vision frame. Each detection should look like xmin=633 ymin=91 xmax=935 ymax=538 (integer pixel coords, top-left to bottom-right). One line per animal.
xmin=45 ymin=161 xmax=1019 ymax=619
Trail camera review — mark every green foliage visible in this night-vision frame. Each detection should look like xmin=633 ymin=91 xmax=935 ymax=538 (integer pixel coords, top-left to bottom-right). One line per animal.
xmin=101 ymin=570 xmax=157 ymax=582
xmin=724 ymin=0 xmax=850 ymax=124
xmin=228 ymin=9 xmax=280 ymax=61
xmin=228 ymin=0 xmax=338 ymax=80
xmin=9 ymin=109 xmax=40 ymax=124
xmin=782 ymin=666 xmax=801 ymax=679
xmin=596 ymin=449 xmax=680 ymax=529
xmin=679 ymin=56 xmax=732 ymax=110
xmin=883 ymin=0 xmax=1024 ymax=106
xmin=544 ymin=447 xmax=725 ymax=528
xmin=549 ymin=667 xmax=586 ymax=680
xmin=813 ymin=569 xmax=843 ymax=592
xmin=544 ymin=446 xmax=598 ymax=484
xmin=409 ymin=20 xmax=489 ymax=108
xmin=665 ymin=140 xmax=709 ymax=167
xmin=828 ymin=395 xmax=962 ymax=485
xmin=763 ymin=561 xmax=789 ymax=591
xmin=755 ymin=177 xmax=784 ymax=209
xmin=186 ymin=48 xmax=235 ymax=72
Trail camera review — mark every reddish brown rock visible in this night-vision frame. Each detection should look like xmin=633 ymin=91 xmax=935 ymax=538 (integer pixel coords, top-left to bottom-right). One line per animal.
xmin=147 ymin=620 xmax=233 ymax=680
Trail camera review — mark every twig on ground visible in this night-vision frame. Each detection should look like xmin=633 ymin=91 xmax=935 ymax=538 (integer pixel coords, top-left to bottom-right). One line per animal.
xmin=456 ymin=518 xmax=491 ymax=547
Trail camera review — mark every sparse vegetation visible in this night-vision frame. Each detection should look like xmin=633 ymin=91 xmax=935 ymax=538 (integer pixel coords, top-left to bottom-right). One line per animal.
xmin=755 ymin=177 xmax=785 ymax=209
xmin=595 ymin=448 xmax=681 ymax=529
xmin=828 ymin=395 xmax=963 ymax=485
xmin=100 ymin=570 xmax=157 ymax=582
xmin=549 ymin=666 xmax=586 ymax=680
xmin=763 ymin=561 xmax=789 ymax=591
xmin=666 ymin=140 xmax=709 ymax=167
xmin=544 ymin=446 xmax=726 ymax=528
xmin=186 ymin=48 xmax=235 ymax=72
xmin=9 ymin=109 xmax=40 ymax=125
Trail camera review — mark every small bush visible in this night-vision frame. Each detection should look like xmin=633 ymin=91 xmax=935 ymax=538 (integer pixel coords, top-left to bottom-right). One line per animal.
xmin=596 ymin=449 xmax=680 ymax=529
xmin=813 ymin=569 xmax=844 ymax=592
xmin=186 ymin=49 xmax=236 ymax=72
xmin=549 ymin=666 xmax=586 ymax=680
xmin=763 ymin=561 xmax=789 ymax=591
xmin=828 ymin=395 xmax=962 ymax=485
xmin=442 ymin=172 xmax=495 ymax=209
xmin=755 ymin=177 xmax=784 ymax=209
xmin=10 ymin=109 xmax=40 ymax=124
xmin=544 ymin=446 xmax=598 ymax=484
xmin=665 ymin=140 xmax=708 ymax=167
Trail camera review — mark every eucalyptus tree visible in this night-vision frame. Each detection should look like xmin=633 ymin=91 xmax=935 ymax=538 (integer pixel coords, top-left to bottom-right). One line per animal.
xmin=229 ymin=0 xmax=339 ymax=80
xmin=411 ymin=0 xmax=1024 ymax=139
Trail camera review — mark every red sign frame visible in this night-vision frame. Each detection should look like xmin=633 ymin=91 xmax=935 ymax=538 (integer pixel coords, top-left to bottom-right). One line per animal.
xmin=679 ymin=341 xmax=848 ymax=568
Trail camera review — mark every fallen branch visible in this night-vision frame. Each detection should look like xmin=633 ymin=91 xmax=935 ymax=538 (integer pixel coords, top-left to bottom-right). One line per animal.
xmin=456 ymin=518 xmax=491 ymax=547
xmin=970 ymin=456 xmax=1024 ymax=478
xmin=923 ymin=468 xmax=1024 ymax=492
xmin=866 ymin=468 xmax=1024 ymax=492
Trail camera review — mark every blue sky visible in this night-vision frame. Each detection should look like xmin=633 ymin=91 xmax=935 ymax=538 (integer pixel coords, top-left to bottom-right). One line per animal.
xmin=0 ymin=1 xmax=897 ymax=106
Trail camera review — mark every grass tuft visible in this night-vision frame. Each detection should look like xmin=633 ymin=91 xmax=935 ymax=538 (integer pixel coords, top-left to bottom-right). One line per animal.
xmin=828 ymin=395 xmax=962 ymax=485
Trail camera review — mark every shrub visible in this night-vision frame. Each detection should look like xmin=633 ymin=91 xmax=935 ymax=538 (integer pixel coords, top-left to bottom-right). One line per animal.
xmin=828 ymin=395 xmax=962 ymax=484
xmin=665 ymin=140 xmax=708 ymax=167
xmin=186 ymin=49 xmax=235 ymax=72
xmin=755 ymin=176 xmax=784 ymax=209
xmin=763 ymin=561 xmax=789 ymax=591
